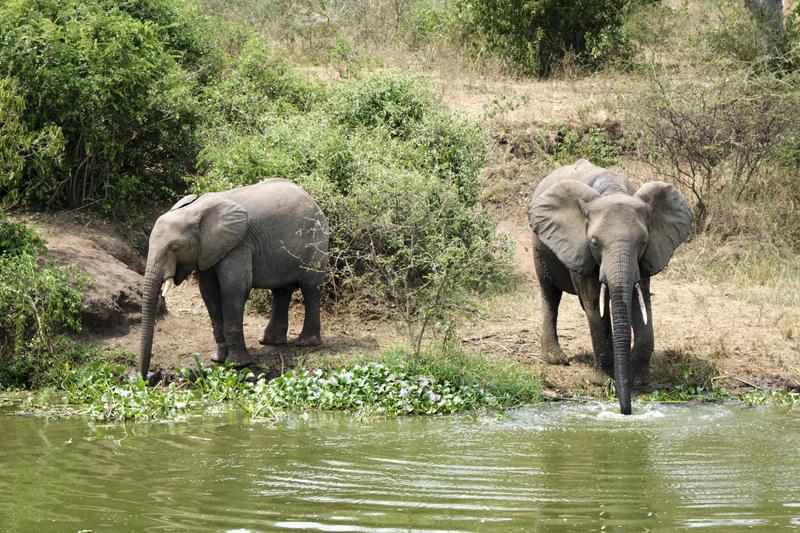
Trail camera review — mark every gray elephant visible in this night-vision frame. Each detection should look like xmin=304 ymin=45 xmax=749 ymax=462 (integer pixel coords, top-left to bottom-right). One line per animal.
xmin=528 ymin=159 xmax=693 ymax=414
xmin=139 ymin=179 xmax=328 ymax=378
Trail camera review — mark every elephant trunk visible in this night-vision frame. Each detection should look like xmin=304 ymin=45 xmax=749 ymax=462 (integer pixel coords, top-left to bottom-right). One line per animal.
xmin=139 ymin=252 xmax=166 ymax=379
xmin=606 ymin=247 xmax=637 ymax=415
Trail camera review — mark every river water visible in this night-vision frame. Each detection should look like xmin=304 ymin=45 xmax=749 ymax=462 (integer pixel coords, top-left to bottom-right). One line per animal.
xmin=1 ymin=402 xmax=799 ymax=531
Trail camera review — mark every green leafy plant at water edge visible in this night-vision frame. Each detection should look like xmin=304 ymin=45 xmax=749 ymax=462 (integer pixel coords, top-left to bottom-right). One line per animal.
xmin=640 ymin=385 xmax=730 ymax=404
xmin=44 ymin=347 xmax=542 ymax=421
xmin=738 ymin=388 xmax=800 ymax=407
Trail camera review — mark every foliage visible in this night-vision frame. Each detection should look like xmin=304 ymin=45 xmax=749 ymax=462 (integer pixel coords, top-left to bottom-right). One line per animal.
xmin=0 ymin=216 xmax=45 ymax=257
xmin=203 ymin=36 xmax=321 ymax=131
xmin=43 ymin=347 xmax=541 ymax=421
xmin=244 ymin=362 xmax=496 ymax=416
xmin=629 ymin=67 xmax=800 ymax=226
xmin=0 ymin=78 xmax=64 ymax=205
xmin=0 ymin=217 xmax=88 ymax=388
xmin=460 ymin=0 xmax=639 ymax=76
xmin=61 ymin=362 xmax=200 ymax=421
xmin=0 ymin=0 xmax=211 ymax=212
xmin=379 ymin=345 xmax=542 ymax=406
xmin=739 ymin=388 xmax=800 ymax=407
xmin=553 ymin=125 xmax=621 ymax=167
xmin=193 ymin=70 xmax=510 ymax=352
xmin=640 ymin=385 xmax=730 ymax=404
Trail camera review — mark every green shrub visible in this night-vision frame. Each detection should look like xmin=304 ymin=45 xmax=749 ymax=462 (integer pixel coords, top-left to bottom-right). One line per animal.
xmin=0 ymin=78 xmax=64 ymax=206
xmin=0 ymin=0 xmax=208 ymax=212
xmin=196 ymin=113 xmax=353 ymax=195
xmin=0 ymin=216 xmax=45 ymax=257
xmin=0 ymin=217 xmax=88 ymax=387
xmin=326 ymin=72 xmax=436 ymax=137
xmin=402 ymin=0 xmax=457 ymax=48
xmin=461 ymin=0 xmax=638 ymax=76
xmin=192 ymin=70 xmax=509 ymax=352
xmin=204 ymin=36 xmax=321 ymax=132
xmin=553 ymin=126 xmax=621 ymax=167
xmin=630 ymin=69 xmax=799 ymax=225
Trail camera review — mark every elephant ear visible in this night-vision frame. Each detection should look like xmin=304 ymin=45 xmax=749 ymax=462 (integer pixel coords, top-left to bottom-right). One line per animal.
xmin=528 ymin=180 xmax=600 ymax=274
xmin=635 ymin=182 xmax=694 ymax=275
xmin=196 ymin=196 xmax=248 ymax=271
xmin=170 ymin=194 xmax=198 ymax=211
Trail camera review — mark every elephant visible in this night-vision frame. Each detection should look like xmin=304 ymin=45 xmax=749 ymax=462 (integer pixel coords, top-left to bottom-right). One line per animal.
xmin=527 ymin=159 xmax=693 ymax=414
xmin=139 ymin=179 xmax=328 ymax=378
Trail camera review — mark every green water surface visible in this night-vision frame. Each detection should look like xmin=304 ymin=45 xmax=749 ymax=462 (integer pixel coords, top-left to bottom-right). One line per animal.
xmin=1 ymin=402 xmax=799 ymax=531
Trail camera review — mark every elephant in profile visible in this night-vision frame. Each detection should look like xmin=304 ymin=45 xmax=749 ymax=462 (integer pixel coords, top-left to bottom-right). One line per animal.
xmin=528 ymin=160 xmax=693 ymax=414
xmin=139 ymin=179 xmax=328 ymax=378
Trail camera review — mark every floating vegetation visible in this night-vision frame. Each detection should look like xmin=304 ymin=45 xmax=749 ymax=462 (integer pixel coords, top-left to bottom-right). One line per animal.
xmin=21 ymin=350 xmax=541 ymax=422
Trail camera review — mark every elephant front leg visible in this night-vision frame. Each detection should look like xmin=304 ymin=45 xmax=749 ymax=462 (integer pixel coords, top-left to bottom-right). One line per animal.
xmin=259 ymin=286 xmax=293 ymax=345
xmin=572 ymin=273 xmax=614 ymax=384
xmin=632 ymin=277 xmax=654 ymax=388
xmin=217 ymin=249 xmax=255 ymax=367
xmin=198 ymin=270 xmax=228 ymax=363
xmin=538 ymin=281 xmax=568 ymax=364
xmin=297 ymin=282 xmax=322 ymax=346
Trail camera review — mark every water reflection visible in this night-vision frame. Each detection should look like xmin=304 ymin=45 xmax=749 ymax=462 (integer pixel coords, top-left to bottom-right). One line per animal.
xmin=0 ymin=403 xmax=798 ymax=531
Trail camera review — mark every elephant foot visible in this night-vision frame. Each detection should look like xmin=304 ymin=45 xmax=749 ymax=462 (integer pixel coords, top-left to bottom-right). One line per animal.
xmin=211 ymin=345 xmax=228 ymax=364
xmin=542 ymin=347 xmax=569 ymax=365
xmin=633 ymin=374 xmax=650 ymax=391
xmin=259 ymin=326 xmax=288 ymax=346
xmin=259 ymin=334 xmax=287 ymax=346
xmin=589 ymin=368 xmax=612 ymax=386
xmin=296 ymin=333 xmax=322 ymax=347
xmin=225 ymin=351 xmax=256 ymax=368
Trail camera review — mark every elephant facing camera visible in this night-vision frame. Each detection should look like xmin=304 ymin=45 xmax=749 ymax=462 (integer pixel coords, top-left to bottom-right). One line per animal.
xmin=528 ymin=159 xmax=693 ymax=415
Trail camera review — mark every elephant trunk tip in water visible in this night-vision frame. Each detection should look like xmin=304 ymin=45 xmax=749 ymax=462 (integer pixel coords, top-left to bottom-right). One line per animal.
xmin=138 ymin=179 xmax=328 ymax=379
xmin=528 ymin=159 xmax=693 ymax=415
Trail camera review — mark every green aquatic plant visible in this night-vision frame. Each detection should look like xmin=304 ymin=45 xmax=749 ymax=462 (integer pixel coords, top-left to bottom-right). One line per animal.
xmin=36 ymin=349 xmax=538 ymax=421
xmin=240 ymin=362 xmax=497 ymax=418
xmin=738 ymin=388 xmax=800 ymax=407
xmin=639 ymin=384 xmax=730 ymax=404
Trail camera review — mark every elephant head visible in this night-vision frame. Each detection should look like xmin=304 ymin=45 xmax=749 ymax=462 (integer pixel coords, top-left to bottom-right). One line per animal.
xmin=139 ymin=194 xmax=248 ymax=378
xmin=529 ymin=180 xmax=693 ymax=414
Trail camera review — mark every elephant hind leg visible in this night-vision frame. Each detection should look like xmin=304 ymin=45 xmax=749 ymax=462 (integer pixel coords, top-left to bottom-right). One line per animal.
xmin=296 ymin=282 xmax=322 ymax=346
xmin=260 ymin=286 xmax=294 ymax=345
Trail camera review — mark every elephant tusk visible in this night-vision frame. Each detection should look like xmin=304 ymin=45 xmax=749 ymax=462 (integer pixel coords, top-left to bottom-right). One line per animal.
xmin=636 ymin=283 xmax=648 ymax=325
xmin=599 ymin=283 xmax=606 ymax=318
xmin=161 ymin=278 xmax=174 ymax=298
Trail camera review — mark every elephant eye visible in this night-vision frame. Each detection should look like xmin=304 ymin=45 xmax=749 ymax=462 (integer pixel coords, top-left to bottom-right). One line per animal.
xmin=590 ymin=237 xmax=599 ymax=248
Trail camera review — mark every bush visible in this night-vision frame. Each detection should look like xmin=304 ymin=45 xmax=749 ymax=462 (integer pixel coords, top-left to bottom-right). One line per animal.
xmin=0 ymin=216 xmax=88 ymax=387
xmin=0 ymin=0 xmax=209 ymax=212
xmin=326 ymin=72 xmax=436 ymax=137
xmin=630 ymin=69 xmax=799 ymax=225
xmin=0 ymin=78 xmax=64 ymax=205
xmin=553 ymin=125 xmax=621 ymax=167
xmin=461 ymin=0 xmax=638 ymax=76
xmin=203 ymin=36 xmax=321 ymax=132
